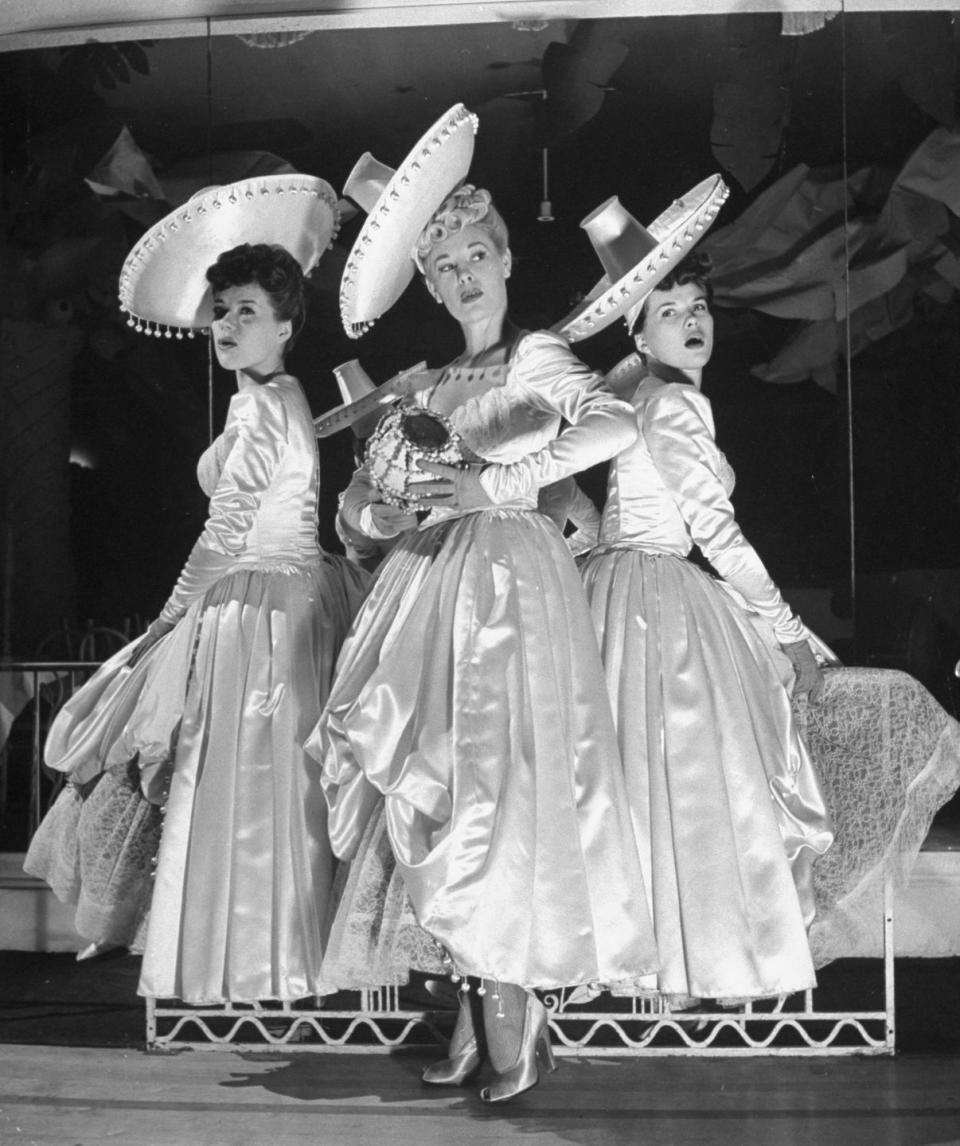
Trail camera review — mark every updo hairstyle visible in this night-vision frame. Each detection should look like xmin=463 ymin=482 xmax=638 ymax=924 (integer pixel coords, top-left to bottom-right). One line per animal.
xmin=414 ymin=185 xmax=509 ymax=274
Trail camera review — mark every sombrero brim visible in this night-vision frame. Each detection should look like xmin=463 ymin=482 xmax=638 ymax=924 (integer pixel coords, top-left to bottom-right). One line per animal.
xmin=339 ymin=103 xmax=478 ymax=339
xmin=119 ymin=174 xmax=340 ymax=337
xmin=554 ymin=175 xmax=730 ymax=343
xmin=313 ymin=361 xmax=434 ymax=438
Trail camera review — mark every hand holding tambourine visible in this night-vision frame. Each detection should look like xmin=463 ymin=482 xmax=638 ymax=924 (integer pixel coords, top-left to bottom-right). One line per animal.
xmin=366 ymin=403 xmax=489 ymax=512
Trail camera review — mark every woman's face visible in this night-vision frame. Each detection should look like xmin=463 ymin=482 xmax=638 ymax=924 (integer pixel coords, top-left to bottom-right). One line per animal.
xmin=634 ymin=280 xmax=714 ymax=374
xmin=211 ymin=282 xmax=290 ymax=377
xmin=422 ymin=224 xmax=511 ymax=325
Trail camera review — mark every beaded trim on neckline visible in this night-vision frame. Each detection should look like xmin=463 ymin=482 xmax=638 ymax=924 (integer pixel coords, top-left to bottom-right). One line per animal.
xmin=446 ymin=363 xmax=507 ymax=381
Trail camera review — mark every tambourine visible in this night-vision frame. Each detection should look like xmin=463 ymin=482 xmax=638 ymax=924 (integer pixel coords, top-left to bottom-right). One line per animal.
xmin=365 ymin=402 xmax=476 ymax=511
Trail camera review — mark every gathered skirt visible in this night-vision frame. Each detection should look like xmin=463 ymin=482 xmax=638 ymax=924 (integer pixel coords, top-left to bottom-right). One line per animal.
xmin=309 ymin=510 xmax=659 ymax=991
xmin=581 ymin=547 xmax=834 ymax=1002
xmin=26 ymin=556 xmax=370 ymax=1004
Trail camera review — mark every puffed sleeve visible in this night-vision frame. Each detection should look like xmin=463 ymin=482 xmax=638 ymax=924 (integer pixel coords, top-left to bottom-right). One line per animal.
xmin=157 ymin=384 xmax=286 ymax=624
xmin=645 ymin=385 xmax=805 ymax=644
xmin=478 ymin=330 xmax=638 ymax=505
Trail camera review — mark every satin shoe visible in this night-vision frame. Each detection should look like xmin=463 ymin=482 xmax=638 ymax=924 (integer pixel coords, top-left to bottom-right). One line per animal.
xmin=421 ymin=1032 xmax=483 ymax=1086
xmin=76 ymin=941 xmax=120 ymax=962
xmin=422 ymin=989 xmax=484 ymax=1086
xmin=479 ymin=990 xmax=557 ymax=1104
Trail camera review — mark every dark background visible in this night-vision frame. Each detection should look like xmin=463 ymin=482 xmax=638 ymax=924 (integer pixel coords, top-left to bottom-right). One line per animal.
xmin=3 ymin=11 xmax=960 ymax=731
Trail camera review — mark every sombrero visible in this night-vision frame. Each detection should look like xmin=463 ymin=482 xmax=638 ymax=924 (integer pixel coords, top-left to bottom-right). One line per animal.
xmin=554 ymin=175 xmax=729 ymax=343
xmin=313 ymin=359 xmax=435 ymax=439
xmin=339 ymin=102 xmax=478 ymax=339
xmin=118 ymin=174 xmax=340 ymax=338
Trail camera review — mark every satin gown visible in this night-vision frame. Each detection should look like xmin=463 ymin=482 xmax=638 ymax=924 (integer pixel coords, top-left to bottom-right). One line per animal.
xmin=580 ymin=359 xmax=834 ymax=1003
xmin=25 ymin=375 xmax=370 ymax=1003
xmin=309 ymin=331 xmax=659 ymax=991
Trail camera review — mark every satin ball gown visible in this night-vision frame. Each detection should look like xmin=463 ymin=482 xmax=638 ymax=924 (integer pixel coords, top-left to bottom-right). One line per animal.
xmin=25 ymin=375 xmax=371 ymax=1003
xmin=310 ymin=332 xmax=659 ymax=992
xmin=580 ymin=361 xmax=834 ymax=1003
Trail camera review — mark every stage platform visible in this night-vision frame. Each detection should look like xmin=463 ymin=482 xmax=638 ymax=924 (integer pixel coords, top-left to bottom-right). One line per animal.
xmin=1 ymin=1036 xmax=958 ymax=1145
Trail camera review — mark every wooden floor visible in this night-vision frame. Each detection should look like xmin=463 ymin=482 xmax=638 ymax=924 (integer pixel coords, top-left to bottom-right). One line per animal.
xmin=2 ymin=1044 xmax=959 ymax=1146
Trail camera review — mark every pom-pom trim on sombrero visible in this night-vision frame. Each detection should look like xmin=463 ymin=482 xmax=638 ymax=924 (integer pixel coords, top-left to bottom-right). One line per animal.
xmin=118 ymin=174 xmax=340 ymax=339
xmin=555 ymin=175 xmax=730 ymax=344
xmin=338 ymin=103 xmax=478 ymax=340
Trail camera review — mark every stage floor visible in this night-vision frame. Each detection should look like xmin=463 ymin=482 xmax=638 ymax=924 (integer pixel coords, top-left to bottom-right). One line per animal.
xmin=1 ymin=952 xmax=959 ymax=1145
xmin=2 ymin=1041 xmax=959 ymax=1145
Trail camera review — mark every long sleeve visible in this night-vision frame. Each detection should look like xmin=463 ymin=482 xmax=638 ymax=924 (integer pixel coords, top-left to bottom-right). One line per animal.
xmin=644 ymin=385 xmax=805 ymax=644
xmin=537 ymin=477 xmax=601 ymax=554
xmin=478 ymin=331 xmax=638 ymax=505
xmin=158 ymin=385 xmax=286 ymax=624
xmin=565 ymin=479 xmax=602 ymax=555
xmin=337 ymin=464 xmax=380 ymax=538
xmin=337 ymin=462 xmax=417 ymax=542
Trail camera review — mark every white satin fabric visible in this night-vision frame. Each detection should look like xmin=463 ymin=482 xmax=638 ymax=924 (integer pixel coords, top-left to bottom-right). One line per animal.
xmin=312 ymin=332 xmax=660 ymax=990
xmin=32 ymin=376 xmax=370 ymax=1003
xmin=601 ymin=355 xmax=805 ymax=644
xmin=581 ymin=364 xmax=833 ymax=1003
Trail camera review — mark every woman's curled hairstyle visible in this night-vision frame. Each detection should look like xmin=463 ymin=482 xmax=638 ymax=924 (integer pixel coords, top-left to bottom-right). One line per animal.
xmin=207 ymin=243 xmax=306 ymax=341
xmin=632 ymin=249 xmax=714 ymax=334
xmin=414 ymin=185 xmax=509 ymax=272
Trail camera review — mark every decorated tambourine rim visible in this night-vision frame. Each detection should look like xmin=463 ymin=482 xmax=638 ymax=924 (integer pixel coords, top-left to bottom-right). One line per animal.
xmin=365 ymin=402 xmax=471 ymax=510
xmin=118 ymin=174 xmax=341 ymax=339
xmin=555 ymin=175 xmax=730 ymax=343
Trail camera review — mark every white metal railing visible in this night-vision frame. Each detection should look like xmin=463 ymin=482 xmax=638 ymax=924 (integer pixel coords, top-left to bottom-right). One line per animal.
xmin=146 ymin=881 xmax=895 ymax=1057
xmin=0 ymin=660 xmax=101 ymax=848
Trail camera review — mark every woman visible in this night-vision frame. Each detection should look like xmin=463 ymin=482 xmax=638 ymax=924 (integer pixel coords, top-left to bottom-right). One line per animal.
xmin=25 ymin=178 xmax=370 ymax=1004
xmin=570 ymin=219 xmax=960 ymax=995
xmin=309 ymin=110 xmax=658 ymax=1103
xmin=578 ymin=244 xmax=832 ymax=1004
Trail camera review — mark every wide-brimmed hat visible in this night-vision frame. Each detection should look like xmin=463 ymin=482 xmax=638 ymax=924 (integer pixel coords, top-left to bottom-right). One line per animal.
xmin=313 ymin=360 xmax=434 ymax=439
xmin=118 ymin=174 xmax=340 ymax=338
xmin=339 ymin=103 xmax=478 ymax=339
xmin=554 ymin=175 xmax=729 ymax=343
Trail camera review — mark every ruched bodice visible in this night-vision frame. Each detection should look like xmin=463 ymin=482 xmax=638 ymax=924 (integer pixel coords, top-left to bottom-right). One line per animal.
xmin=27 ymin=368 xmax=372 ymax=1004
xmin=602 ymin=368 xmax=733 ymax=556
xmin=602 ymin=357 xmax=802 ymax=644
xmin=160 ymin=376 xmax=322 ymax=623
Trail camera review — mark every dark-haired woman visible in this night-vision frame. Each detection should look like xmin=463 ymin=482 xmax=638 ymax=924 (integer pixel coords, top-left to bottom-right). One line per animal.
xmin=579 ymin=247 xmax=960 ymax=990
xmin=576 ymin=250 xmax=834 ymax=1005
xmin=26 ymin=238 xmax=370 ymax=1004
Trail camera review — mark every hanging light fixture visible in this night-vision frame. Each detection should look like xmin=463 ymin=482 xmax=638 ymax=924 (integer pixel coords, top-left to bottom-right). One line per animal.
xmin=538 ymin=99 xmax=554 ymax=223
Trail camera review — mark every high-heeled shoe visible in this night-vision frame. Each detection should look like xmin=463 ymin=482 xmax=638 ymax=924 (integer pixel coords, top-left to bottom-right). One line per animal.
xmin=422 ymin=988 xmax=484 ymax=1086
xmin=479 ymin=989 xmax=558 ymax=1104
xmin=76 ymin=941 xmax=120 ymax=962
